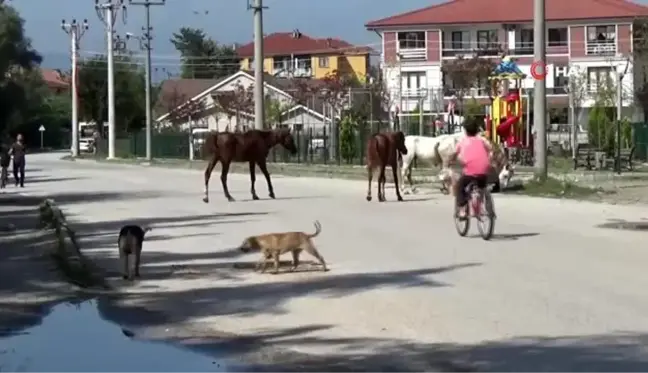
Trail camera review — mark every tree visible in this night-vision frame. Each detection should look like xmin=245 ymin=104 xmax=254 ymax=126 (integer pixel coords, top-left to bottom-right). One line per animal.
xmin=170 ymin=27 xmax=239 ymax=79
xmin=77 ymin=55 xmax=146 ymax=135
xmin=634 ymin=18 xmax=648 ymax=119
xmin=229 ymin=83 xmax=254 ymax=131
xmin=441 ymin=54 xmax=496 ymax=112
xmin=0 ymin=3 xmax=43 ymax=137
xmin=265 ymin=95 xmax=293 ymax=128
xmin=338 ymin=111 xmax=358 ymax=163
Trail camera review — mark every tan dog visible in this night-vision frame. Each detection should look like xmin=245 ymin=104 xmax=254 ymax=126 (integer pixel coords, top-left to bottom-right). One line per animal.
xmin=238 ymin=221 xmax=327 ymax=274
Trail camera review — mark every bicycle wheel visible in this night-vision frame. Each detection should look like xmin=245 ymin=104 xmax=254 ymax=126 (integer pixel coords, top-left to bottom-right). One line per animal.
xmin=454 ymin=205 xmax=470 ymax=236
xmin=476 ymin=192 xmax=495 ymax=240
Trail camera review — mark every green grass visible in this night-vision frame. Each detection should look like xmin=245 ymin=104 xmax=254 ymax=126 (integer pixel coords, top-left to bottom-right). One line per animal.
xmin=514 ymin=176 xmax=606 ymax=199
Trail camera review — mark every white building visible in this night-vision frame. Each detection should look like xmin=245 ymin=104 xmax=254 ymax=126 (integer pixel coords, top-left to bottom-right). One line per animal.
xmin=365 ymin=0 xmax=648 ymax=126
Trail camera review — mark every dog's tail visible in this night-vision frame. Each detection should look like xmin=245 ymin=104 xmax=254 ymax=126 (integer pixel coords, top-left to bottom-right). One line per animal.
xmin=308 ymin=220 xmax=322 ymax=238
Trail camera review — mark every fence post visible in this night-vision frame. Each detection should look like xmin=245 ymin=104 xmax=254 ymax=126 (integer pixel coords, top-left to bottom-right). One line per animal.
xmin=323 ymin=125 xmax=328 ymax=165
xmin=296 ymin=129 xmax=301 ymax=164
xmin=308 ymin=127 xmax=313 ymax=164
xmin=336 ymin=119 xmax=341 ymax=166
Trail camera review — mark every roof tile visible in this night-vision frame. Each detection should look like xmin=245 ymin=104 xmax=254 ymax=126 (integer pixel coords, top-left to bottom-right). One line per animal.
xmin=236 ymin=32 xmax=372 ymax=57
xmin=366 ymin=0 xmax=648 ymax=28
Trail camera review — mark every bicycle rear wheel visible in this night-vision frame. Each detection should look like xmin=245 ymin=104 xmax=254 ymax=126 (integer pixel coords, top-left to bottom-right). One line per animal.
xmin=476 ymin=192 xmax=495 ymax=240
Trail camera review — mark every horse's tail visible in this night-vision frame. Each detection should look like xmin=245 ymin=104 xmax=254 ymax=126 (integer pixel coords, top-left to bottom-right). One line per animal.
xmin=432 ymin=141 xmax=442 ymax=167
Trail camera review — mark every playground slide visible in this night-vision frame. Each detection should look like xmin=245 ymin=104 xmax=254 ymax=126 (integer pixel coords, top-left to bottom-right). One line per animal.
xmin=496 ymin=115 xmax=520 ymax=138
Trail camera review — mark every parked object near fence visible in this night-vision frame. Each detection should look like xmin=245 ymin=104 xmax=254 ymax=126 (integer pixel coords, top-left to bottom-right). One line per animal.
xmin=365 ymin=131 xmax=408 ymax=202
xmin=202 ymin=128 xmax=298 ymax=203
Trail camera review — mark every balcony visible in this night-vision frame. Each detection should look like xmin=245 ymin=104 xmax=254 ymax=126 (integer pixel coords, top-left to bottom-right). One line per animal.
xmin=509 ymin=45 xmax=534 ymax=56
xmin=397 ymin=48 xmax=426 ymax=60
xmin=586 ymin=40 xmax=616 ymax=56
xmin=443 ymin=87 xmax=490 ymax=97
xmin=401 ymin=87 xmax=428 ymax=98
xmin=274 ymin=68 xmax=312 ymax=78
xmin=442 ymin=42 xmax=501 ymax=58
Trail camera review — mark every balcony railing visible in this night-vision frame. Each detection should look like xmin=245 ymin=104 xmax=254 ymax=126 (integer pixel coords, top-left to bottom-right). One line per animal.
xmin=273 ymin=68 xmax=312 ymax=78
xmin=397 ymin=47 xmax=427 ymax=60
xmin=441 ymin=86 xmax=568 ymax=97
xmin=586 ymin=40 xmax=616 ymax=56
xmin=442 ymin=43 xmax=502 ymax=57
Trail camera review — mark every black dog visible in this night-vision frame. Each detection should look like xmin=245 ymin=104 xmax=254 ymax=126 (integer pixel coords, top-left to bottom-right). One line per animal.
xmin=118 ymin=225 xmax=151 ymax=280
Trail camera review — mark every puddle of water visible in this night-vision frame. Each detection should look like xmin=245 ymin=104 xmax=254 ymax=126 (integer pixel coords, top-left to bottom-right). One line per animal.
xmin=0 ymin=301 xmax=226 ymax=372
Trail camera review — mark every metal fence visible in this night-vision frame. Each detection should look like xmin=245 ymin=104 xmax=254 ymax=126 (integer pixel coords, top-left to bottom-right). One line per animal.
xmin=98 ymin=119 xmax=439 ymax=166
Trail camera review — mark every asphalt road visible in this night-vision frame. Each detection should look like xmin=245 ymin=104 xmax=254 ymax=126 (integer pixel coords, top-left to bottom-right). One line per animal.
xmin=10 ymin=152 xmax=648 ymax=371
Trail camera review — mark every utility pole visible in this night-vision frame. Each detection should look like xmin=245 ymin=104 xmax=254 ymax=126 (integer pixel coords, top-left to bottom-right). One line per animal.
xmin=61 ymin=18 xmax=88 ymax=157
xmin=248 ymin=0 xmax=267 ymax=130
xmin=533 ymin=0 xmax=547 ymax=179
xmin=128 ymin=0 xmax=164 ymax=161
xmin=615 ymin=57 xmax=631 ymax=174
xmin=95 ymin=0 xmax=126 ymax=159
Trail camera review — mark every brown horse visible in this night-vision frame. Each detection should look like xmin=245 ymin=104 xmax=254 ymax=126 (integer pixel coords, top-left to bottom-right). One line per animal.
xmin=202 ymin=128 xmax=298 ymax=203
xmin=365 ymin=131 xmax=408 ymax=202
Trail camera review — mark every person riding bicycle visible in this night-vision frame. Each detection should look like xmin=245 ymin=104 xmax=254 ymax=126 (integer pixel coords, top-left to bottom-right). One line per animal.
xmin=449 ymin=118 xmax=492 ymax=218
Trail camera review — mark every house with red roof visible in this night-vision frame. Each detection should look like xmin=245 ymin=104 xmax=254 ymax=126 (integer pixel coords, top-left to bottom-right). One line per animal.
xmin=41 ymin=68 xmax=69 ymax=94
xmin=236 ymin=30 xmax=373 ymax=80
xmin=366 ymin=0 xmax=648 ymax=124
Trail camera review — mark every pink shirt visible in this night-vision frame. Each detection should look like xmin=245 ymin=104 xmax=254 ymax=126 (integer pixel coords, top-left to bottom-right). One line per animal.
xmin=456 ymin=137 xmax=490 ymax=176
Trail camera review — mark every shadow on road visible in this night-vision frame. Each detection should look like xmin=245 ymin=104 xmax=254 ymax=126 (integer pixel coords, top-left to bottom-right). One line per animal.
xmin=489 ymin=232 xmax=540 ymax=241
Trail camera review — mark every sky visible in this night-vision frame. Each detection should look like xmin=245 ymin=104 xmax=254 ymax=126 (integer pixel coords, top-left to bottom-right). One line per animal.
xmin=9 ymin=0 xmax=435 ymax=71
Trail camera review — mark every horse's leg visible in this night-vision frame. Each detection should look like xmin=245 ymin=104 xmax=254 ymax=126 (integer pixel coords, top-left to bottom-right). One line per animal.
xmin=248 ymin=161 xmax=259 ymax=200
xmin=391 ymin=162 xmax=404 ymax=201
xmin=220 ymin=159 xmax=235 ymax=202
xmin=257 ymin=160 xmax=275 ymax=199
xmin=202 ymin=155 xmax=219 ymax=203
xmin=400 ymin=153 xmax=413 ymax=194
xmin=366 ymin=165 xmax=373 ymax=201
xmin=378 ymin=165 xmax=387 ymax=202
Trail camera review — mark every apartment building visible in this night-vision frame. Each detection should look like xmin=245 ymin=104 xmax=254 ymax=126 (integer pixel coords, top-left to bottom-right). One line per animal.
xmin=365 ymin=0 xmax=648 ymax=124
xmin=236 ymin=30 xmax=372 ymax=80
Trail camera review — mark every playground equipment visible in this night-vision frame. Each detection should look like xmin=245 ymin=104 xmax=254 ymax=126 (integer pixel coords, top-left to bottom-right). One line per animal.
xmin=485 ymin=55 xmax=532 ymax=160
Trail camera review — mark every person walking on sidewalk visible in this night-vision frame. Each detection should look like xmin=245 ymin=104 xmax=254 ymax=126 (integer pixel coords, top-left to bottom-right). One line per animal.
xmin=8 ymin=134 xmax=26 ymax=187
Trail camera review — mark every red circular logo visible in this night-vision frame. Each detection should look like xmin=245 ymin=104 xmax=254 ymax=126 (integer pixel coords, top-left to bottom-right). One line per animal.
xmin=530 ymin=61 xmax=547 ymax=80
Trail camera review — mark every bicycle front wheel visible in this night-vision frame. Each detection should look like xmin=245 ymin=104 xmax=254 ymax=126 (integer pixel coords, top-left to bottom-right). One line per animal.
xmin=454 ymin=207 xmax=470 ymax=237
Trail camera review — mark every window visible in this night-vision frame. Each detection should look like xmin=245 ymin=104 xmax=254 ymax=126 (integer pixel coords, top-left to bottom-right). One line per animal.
xmin=587 ymin=25 xmax=615 ymax=43
xmin=587 ymin=66 xmax=614 ymax=89
xmin=401 ymin=71 xmax=427 ymax=91
xmin=398 ymin=31 xmax=425 ymax=49
xmin=451 ymin=31 xmax=464 ymax=50
xmin=520 ymin=29 xmax=534 ymax=49
xmin=477 ymin=30 xmax=498 ymax=49
xmin=273 ymin=58 xmax=289 ymax=71
xmin=548 ymin=27 xmax=568 ymax=46
xmin=318 ymin=56 xmax=329 ymax=68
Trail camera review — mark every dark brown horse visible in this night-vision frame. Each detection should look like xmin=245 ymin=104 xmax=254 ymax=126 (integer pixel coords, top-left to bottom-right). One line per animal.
xmin=365 ymin=131 xmax=408 ymax=202
xmin=202 ymin=128 xmax=297 ymax=203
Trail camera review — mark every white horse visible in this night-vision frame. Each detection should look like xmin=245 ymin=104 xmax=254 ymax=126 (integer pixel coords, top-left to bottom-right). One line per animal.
xmin=400 ymin=134 xmax=451 ymax=194
xmin=401 ymin=132 xmax=514 ymax=194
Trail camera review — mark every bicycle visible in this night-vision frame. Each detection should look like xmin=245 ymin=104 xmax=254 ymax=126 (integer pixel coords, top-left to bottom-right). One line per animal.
xmin=454 ymin=182 xmax=496 ymax=240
